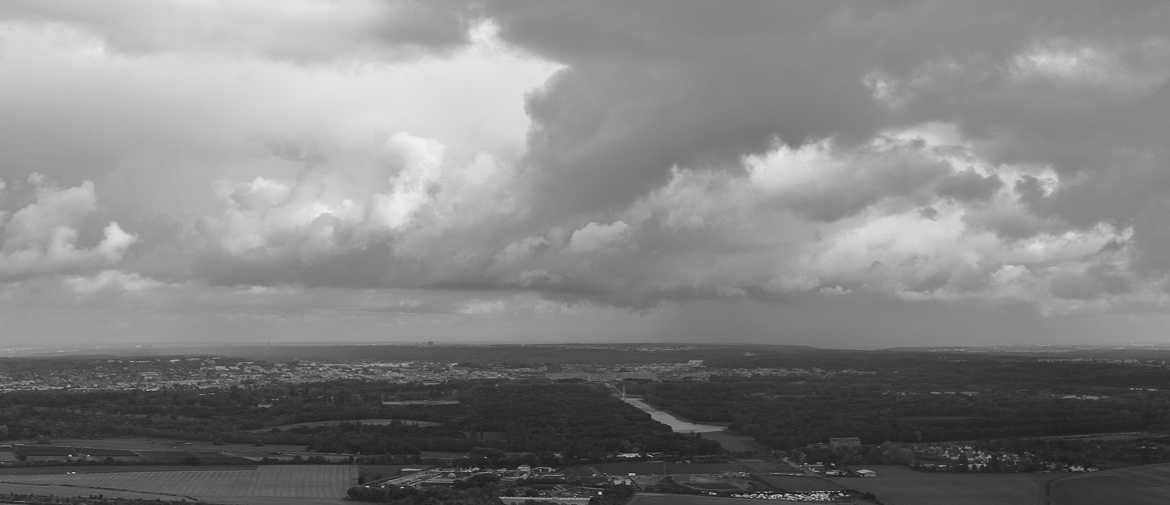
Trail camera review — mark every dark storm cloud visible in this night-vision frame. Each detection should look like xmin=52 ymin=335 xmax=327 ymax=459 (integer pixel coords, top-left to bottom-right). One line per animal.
xmin=475 ymin=0 xmax=1170 ymax=222
xmin=937 ymin=170 xmax=1003 ymax=202
xmin=1049 ymin=264 xmax=1133 ymax=301
xmin=0 ymin=0 xmax=475 ymax=61
xmin=485 ymin=1 xmax=889 ymax=215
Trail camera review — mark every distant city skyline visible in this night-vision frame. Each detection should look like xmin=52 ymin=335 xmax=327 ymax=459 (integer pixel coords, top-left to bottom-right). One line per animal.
xmin=2 ymin=1 xmax=1170 ymax=347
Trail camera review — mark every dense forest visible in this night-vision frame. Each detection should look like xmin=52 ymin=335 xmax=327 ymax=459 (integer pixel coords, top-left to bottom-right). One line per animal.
xmin=627 ymin=355 xmax=1170 ymax=449
xmin=0 ymin=381 xmax=718 ymax=460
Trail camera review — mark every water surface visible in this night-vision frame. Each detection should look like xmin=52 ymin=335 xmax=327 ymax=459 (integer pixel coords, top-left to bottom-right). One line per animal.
xmin=620 ymin=396 xmax=726 ymax=434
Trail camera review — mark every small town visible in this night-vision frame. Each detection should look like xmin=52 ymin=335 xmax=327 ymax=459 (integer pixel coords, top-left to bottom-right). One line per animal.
xmin=0 ymin=356 xmax=876 ymax=393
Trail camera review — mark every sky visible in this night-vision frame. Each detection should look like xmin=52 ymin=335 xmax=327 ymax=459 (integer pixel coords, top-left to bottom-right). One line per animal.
xmin=2 ymin=1 xmax=1170 ymax=349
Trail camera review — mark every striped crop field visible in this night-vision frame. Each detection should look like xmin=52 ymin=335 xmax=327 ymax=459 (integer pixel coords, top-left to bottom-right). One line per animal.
xmin=0 ymin=465 xmax=355 ymax=504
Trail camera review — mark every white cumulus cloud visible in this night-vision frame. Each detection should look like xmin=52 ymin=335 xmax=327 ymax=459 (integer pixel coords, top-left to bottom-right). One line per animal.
xmin=0 ymin=176 xmax=137 ymax=280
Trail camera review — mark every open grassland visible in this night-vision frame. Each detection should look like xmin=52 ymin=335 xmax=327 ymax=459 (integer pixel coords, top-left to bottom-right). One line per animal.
xmin=831 ymin=465 xmax=1046 ymax=505
xmin=1052 ymin=463 xmax=1170 ymax=505
xmin=0 ymin=465 xmax=355 ymax=505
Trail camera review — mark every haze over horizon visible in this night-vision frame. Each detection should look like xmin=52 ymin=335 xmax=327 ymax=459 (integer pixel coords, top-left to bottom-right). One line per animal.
xmin=3 ymin=1 xmax=1170 ymax=348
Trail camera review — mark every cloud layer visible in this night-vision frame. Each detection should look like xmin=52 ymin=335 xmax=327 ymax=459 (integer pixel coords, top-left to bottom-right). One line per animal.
xmin=3 ymin=1 xmax=1170 ymax=347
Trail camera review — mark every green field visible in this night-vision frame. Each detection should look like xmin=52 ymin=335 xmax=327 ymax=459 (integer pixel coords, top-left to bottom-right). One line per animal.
xmin=0 ymin=465 xmax=355 ymax=505
xmin=831 ymin=465 xmax=1046 ymax=505
xmin=1051 ymin=464 xmax=1170 ymax=505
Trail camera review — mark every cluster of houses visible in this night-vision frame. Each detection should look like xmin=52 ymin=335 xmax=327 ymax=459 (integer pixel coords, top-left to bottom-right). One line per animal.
xmin=909 ymin=442 xmax=1101 ymax=473
xmin=731 ymin=490 xmax=852 ymax=502
xmin=803 ymin=463 xmax=877 ymax=478
xmin=499 ymin=485 xmax=601 ymax=505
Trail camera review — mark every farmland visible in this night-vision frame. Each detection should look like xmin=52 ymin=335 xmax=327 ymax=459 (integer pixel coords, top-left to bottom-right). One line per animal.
xmin=0 ymin=465 xmax=355 ymax=505
xmin=1051 ymin=463 xmax=1170 ymax=505
xmin=831 ymin=465 xmax=1047 ymax=505
xmin=0 ymin=482 xmax=196 ymax=501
